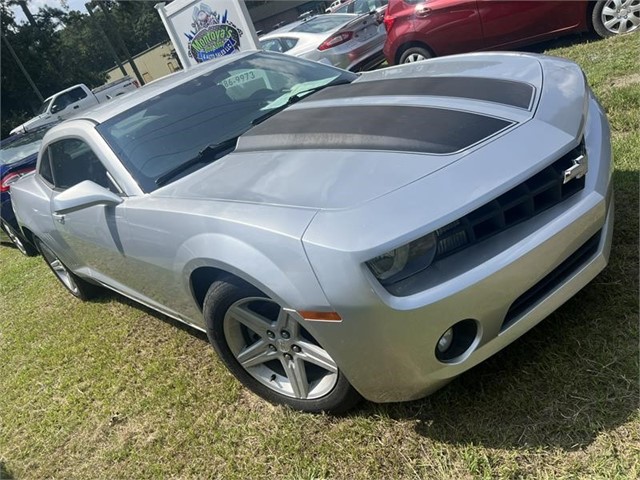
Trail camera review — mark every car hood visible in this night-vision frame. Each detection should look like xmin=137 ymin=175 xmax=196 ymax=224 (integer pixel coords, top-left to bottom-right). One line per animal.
xmin=10 ymin=114 xmax=49 ymax=135
xmin=160 ymin=53 xmax=583 ymax=211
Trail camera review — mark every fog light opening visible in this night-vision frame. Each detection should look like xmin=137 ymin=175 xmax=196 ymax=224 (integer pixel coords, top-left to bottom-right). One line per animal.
xmin=435 ymin=319 xmax=478 ymax=363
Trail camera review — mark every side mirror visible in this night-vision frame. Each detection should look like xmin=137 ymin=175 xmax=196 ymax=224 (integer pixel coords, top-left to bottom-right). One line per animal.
xmin=52 ymin=180 xmax=123 ymax=215
xmin=51 ymin=104 xmax=65 ymax=114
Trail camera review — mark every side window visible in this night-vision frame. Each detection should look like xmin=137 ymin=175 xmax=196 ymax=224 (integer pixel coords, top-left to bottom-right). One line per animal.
xmin=260 ymin=38 xmax=283 ymax=52
xmin=67 ymin=87 xmax=88 ymax=102
xmin=281 ymin=37 xmax=298 ymax=52
xmin=38 ymin=148 xmax=54 ymax=185
xmin=49 ymin=138 xmax=118 ymax=193
xmin=52 ymin=92 xmax=73 ymax=112
xmin=52 ymin=88 xmax=87 ymax=112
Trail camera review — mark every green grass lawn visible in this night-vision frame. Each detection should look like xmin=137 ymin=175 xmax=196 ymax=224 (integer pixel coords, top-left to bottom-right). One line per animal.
xmin=1 ymin=33 xmax=638 ymax=480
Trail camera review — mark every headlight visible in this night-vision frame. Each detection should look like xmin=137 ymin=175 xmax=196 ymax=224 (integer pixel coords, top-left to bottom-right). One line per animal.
xmin=367 ymin=232 xmax=437 ymax=285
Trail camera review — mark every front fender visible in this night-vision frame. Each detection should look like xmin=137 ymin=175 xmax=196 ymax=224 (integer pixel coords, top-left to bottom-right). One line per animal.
xmin=176 ymin=232 xmax=332 ymax=315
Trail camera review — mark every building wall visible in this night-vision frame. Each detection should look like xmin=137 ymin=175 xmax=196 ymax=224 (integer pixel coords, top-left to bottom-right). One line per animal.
xmin=106 ymin=42 xmax=180 ymax=84
xmin=246 ymin=1 xmax=328 ymax=33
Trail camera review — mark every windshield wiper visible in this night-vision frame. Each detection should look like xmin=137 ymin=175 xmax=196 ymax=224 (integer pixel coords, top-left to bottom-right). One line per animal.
xmin=251 ymin=79 xmax=352 ymax=127
xmin=155 ymin=136 xmax=239 ymax=187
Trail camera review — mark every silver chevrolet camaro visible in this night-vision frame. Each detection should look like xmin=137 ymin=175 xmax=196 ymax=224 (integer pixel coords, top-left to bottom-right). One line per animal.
xmin=10 ymin=51 xmax=613 ymax=413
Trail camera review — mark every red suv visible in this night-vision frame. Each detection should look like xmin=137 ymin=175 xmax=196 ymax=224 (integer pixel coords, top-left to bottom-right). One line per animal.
xmin=383 ymin=0 xmax=638 ymax=65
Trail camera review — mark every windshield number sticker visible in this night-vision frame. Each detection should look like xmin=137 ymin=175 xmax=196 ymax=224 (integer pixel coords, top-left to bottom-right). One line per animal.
xmin=222 ymin=71 xmax=256 ymax=89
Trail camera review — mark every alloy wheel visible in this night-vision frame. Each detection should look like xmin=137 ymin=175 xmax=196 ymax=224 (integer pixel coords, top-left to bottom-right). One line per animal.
xmin=223 ymin=297 xmax=338 ymax=399
xmin=39 ymin=243 xmax=80 ymax=295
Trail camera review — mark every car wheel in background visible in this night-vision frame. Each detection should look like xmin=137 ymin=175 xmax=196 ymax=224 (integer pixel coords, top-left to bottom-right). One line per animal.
xmin=203 ymin=276 xmax=361 ymax=413
xmin=35 ymin=238 xmax=99 ymax=300
xmin=1 ymin=221 xmax=38 ymax=256
xmin=592 ymin=0 xmax=640 ymax=37
xmin=399 ymin=46 xmax=433 ymax=64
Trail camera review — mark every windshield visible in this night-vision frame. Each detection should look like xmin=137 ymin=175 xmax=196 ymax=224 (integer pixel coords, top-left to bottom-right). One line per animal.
xmin=36 ymin=98 xmax=53 ymax=115
xmin=0 ymin=128 xmax=49 ymax=165
xmin=96 ymin=52 xmax=357 ymax=192
xmin=335 ymin=0 xmax=387 ymax=14
xmin=291 ymin=15 xmax=353 ymax=33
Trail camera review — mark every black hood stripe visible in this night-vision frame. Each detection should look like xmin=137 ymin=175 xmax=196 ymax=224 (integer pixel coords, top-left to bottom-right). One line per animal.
xmin=302 ymin=77 xmax=535 ymax=110
xmin=238 ymin=105 xmax=512 ymax=155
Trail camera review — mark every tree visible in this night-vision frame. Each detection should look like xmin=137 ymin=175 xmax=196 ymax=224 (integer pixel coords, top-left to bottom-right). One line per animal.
xmin=1 ymin=0 xmax=171 ymax=137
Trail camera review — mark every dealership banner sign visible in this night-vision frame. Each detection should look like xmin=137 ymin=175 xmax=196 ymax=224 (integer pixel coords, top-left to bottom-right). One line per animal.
xmin=156 ymin=0 xmax=259 ymax=69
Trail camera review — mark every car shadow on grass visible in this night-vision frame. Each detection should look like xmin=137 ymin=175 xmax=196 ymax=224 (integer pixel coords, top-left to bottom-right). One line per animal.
xmin=518 ymin=31 xmax=604 ymax=54
xmin=353 ymin=170 xmax=638 ymax=451
xmin=90 ymin=292 xmax=210 ymax=343
xmin=0 ymin=461 xmax=15 ymax=480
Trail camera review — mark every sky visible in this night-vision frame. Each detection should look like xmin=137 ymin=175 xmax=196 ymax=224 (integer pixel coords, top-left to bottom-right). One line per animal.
xmin=11 ymin=0 xmax=89 ymax=24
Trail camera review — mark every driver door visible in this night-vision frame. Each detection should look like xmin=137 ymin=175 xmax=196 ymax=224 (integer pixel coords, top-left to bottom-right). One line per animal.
xmin=46 ymin=137 xmax=129 ymax=284
xmin=51 ymin=87 xmax=95 ymax=121
xmin=477 ymin=0 xmax=583 ymax=50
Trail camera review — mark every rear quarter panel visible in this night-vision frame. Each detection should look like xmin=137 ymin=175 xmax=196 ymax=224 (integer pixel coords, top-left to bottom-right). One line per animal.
xmin=11 ymin=174 xmax=54 ymax=248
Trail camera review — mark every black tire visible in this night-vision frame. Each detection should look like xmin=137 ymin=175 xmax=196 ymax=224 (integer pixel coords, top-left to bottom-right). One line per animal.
xmin=35 ymin=238 xmax=100 ymax=300
xmin=203 ymin=275 xmax=361 ymax=413
xmin=399 ymin=46 xmax=433 ymax=64
xmin=591 ymin=0 xmax=640 ymax=38
xmin=1 ymin=221 xmax=38 ymax=256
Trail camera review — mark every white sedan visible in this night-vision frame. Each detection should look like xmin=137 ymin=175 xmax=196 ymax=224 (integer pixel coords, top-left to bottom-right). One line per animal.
xmin=259 ymin=13 xmax=386 ymax=71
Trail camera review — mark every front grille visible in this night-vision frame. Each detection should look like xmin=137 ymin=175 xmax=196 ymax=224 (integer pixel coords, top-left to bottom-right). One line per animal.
xmin=433 ymin=140 xmax=586 ymax=263
xmin=501 ymin=231 xmax=601 ymax=331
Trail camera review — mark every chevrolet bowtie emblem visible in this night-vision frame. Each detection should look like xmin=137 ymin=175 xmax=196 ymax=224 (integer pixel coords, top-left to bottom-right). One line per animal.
xmin=563 ymin=153 xmax=588 ymax=184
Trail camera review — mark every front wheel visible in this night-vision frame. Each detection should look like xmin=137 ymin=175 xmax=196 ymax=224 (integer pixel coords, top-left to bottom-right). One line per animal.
xmin=399 ymin=46 xmax=433 ymax=64
xmin=592 ymin=0 xmax=640 ymax=37
xmin=35 ymin=238 xmax=99 ymax=300
xmin=203 ymin=277 xmax=361 ymax=413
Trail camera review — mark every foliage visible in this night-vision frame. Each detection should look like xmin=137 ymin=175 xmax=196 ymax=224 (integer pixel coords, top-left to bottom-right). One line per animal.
xmin=1 ymin=1 xmax=169 ymax=138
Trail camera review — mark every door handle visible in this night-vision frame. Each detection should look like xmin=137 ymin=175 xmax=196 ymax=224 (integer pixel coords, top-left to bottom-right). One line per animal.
xmin=415 ymin=6 xmax=431 ymax=17
xmin=73 ymin=105 xmax=79 ymax=109
xmin=53 ymin=213 xmax=65 ymax=224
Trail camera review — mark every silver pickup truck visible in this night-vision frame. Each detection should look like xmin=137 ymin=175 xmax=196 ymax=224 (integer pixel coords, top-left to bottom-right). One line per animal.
xmin=10 ymin=77 xmax=138 ymax=135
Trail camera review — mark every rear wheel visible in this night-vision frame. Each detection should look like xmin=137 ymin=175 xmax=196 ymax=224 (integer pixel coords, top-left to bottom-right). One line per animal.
xmin=592 ymin=0 xmax=640 ymax=37
xmin=399 ymin=46 xmax=433 ymax=64
xmin=203 ymin=277 xmax=361 ymax=413
xmin=35 ymin=238 xmax=99 ymax=300
xmin=1 ymin=221 xmax=37 ymax=256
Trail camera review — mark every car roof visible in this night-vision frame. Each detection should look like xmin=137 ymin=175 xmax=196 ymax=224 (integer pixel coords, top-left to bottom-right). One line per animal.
xmin=266 ymin=14 xmax=357 ymax=35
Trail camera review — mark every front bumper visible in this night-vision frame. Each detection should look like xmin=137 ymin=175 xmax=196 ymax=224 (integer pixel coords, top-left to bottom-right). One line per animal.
xmin=311 ymin=193 xmax=612 ymax=403
xmin=301 ymin=94 xmax=614 ymax=403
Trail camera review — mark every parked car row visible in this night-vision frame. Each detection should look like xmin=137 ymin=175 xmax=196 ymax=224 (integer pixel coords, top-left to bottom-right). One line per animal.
xmin=8 ymin=50 xmax=613 ymax=413
xmin=260 ymin=0 xmax=637 ymax=70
